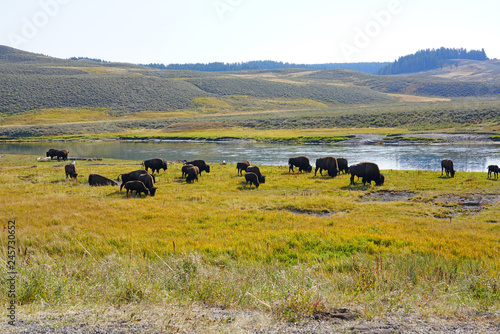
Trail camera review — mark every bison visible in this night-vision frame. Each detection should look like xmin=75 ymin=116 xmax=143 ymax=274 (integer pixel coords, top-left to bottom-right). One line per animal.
xmin=441 ymin=159 xmax=456 ymax=178
xmin=236 ymin=160 xmax=251 ymax=176
xmin=315 ymin=156 xmax=339 ymax=177
xmin=64 ymin=163 xmax=78 ymax=180
xmin=143 ymin=158 xmax=168 ymax=174
xmin=244 ymin=172 xmax=260 ymax=188
xmin=246 ymin=165 xmax=265 ymax=183
xmin=288 ymin=156 xmax=312 ymax=173
xmin=181 ymin=164 xmax=194 ymax=178
xmin=123 ymin=180 xmax=149 ymax=198
xmin=138 ymin=173 xmax=157 ymax=196
xmin=185 ymin=165 xmax=200 ymax=183
xmin=119 ymin=169 xmax=150 ymax=190
xmin=186 ymin=160 xmax=210 ymax=175
xmin=88 ymin=174 xmax=118 ymax=186
xmin=487 ymin=165 xmax=500 ymax=179
xmin=46 ymin=149 xmax=69 ymax=161
xmin=337 ymin=158 xmax=348 ymax=174
xmin=349 ymin=162 xmax=384 ymax=186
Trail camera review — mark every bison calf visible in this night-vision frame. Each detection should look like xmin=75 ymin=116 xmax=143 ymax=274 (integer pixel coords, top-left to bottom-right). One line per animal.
xmin=123 ymin=181 xmax=149 ymax=198
xmin=138 ymin=173 xmax=157 ymax=196
xmin=244 ymin=172 xmax=260 ymax=188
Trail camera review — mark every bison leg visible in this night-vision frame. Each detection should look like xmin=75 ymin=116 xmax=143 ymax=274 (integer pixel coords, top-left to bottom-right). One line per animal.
xmin=350 ymin=174 xmax=355 ymax=185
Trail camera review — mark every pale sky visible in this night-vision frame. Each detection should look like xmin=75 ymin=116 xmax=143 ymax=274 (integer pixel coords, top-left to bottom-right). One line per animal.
xmin=1 ymin=0 xmax=499 ymax=64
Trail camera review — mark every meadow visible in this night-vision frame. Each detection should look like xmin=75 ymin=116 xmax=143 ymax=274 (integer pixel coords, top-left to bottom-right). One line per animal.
xmin=1 ymin=154 xmax=499 ymax=327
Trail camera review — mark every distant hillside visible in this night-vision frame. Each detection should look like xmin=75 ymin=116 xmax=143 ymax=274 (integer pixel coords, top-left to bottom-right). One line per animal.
xmin=1 ymin=45 xmax=500 ymax=120
xmin=143 ymin=60 xmax=389 ymax=75
xmin=377 ymin=47 xmax=488 ymax=75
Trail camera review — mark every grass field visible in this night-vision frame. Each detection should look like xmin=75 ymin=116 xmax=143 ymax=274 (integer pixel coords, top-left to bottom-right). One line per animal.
xmin=1 ymin=154 xmax=499 ymax=326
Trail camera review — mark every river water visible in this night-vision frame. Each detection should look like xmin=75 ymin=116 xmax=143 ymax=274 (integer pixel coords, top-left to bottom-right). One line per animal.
xmin=1 ymin=141 xmax=500 ymax=172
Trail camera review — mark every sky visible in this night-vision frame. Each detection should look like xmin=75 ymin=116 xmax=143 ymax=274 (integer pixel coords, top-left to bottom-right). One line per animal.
xmin=1 ymin=0 xmax=499 ymax=65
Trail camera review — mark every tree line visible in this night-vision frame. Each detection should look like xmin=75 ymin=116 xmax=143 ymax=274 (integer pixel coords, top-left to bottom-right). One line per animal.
xmin=142 ymin=60 xmax=388 ymax=75
xmin=377 ymin=47 xmax=489 ymax=75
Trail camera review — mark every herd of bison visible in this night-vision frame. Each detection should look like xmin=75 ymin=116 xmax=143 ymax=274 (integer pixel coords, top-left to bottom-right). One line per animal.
xmin=46 ymin=148 xmax=500 ymax=198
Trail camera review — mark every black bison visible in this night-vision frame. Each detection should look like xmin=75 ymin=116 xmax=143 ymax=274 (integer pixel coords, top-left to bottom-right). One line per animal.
xmin=244 ymin=172 xmax=260 ymax=188
xmin=237 ymin=160 xmax=251 ymax=176
xmin=123 ymin=181 xmax=149 ymax=198
xmin=119 ymin=170 xmax=150 ymax=189
xmin=143 ymin=158 xmax=168 ymax=174
xmin=337 ymin=158 xmax=348 ymax=174
xmin=46 ymin=149 xmax=69 ymax=161
xmin=181 ymin=164 xmax=194 ymax=178
xmin=315 ymin=156 xmax=339 ymax=177
xmin=64 ymin=163 xmax=78 ymax=180
xmin=288 ymin=156 xmax=312 ymax=173
xmin=186 ymin=160 xmax=210 ymax=175
xmin=487 ymin=165 xmax=499 ymax=179
xmin=138 ymin=173 xmax=157 ymax=196
xmin=441 ymin=159 xmax=456 ymax=178
xmin=246 ymin=166 xmax=265 ymax=183
xmin=349 ymin=162 xmax=385 ymax=186
xmin=185 ymin=166 xmax=200 ymax=183
xmin=88 ymin=174 xmax=118 ymax=186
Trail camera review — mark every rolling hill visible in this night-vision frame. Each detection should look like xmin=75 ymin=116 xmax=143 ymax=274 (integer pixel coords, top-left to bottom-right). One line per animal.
xmin=1 ymin=45 xmax=500 ymax=137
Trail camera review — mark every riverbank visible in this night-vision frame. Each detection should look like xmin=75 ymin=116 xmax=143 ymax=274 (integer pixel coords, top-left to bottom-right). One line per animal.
xmin=1 ymin=131 xmax=499 ymax=146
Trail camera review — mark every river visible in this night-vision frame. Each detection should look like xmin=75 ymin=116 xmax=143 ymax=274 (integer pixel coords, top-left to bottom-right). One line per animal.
xmin=1 ymin=140 xmax=500 ymax=172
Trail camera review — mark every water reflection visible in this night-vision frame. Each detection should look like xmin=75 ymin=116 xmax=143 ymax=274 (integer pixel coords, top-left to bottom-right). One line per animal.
xmin=1 ymin=141 xmax=499 ymax=172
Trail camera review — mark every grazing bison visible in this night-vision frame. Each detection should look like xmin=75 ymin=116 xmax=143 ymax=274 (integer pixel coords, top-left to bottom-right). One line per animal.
xmin=57 ymin=150 xmax=69 ymax=161
xmin=119 ymin=169 xmax=150 ymax=190
xmin=337 ymin=158 xmax=348 ymax=174
xmin=244 ymin=172 xmax=260 ymax=188
xmin=487 ymin=165 xmax=500 ymax=179
xmin=46 ymin=149 xmax=58 ymax=160
xmin=64 ymin=163 xmax=78 ymax=180
xmin=123 ymin=181 xmax=149 ymax=198
xmin=143 ymin=158 xmax=168 ymax=174
xmin=181 ymin=164 xmax=194 ymax=178
xmin=138 ymin=173 xmax=157 ymax=196
xmin=288 ymin=156 xmax=312 ymax=173
xmin=315 ymin=156 xmax=339 ymax=177
xmin=46 ymin=149 xmax=69 ymax=160
xmin=88 ymin=174 xmax=118 ymax=186
xmin=185 ymin=166 xmax=200 ymax=183
xmin=349 ymin=162 xmax=384 ymax=186
xmin=246 ymin=166 xmax=265 ymax=183
xmin=441 ymin=159 xmax=456 ymax=178
xmin=186 ymin=160 xmax=210 ymax=175
xmin=185 ymin=166 xmax=199 ymax=183
xmin=237 ymin=160 xmax=251 ymax=176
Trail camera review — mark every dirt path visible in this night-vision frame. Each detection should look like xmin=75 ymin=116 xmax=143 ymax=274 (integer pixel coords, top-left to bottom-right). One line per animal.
xmin=2 ymin=305 xmax=499 ymax=333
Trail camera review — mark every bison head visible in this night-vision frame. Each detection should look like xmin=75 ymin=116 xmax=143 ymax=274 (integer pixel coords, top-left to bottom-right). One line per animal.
xmin=327 ymin=168 xmax=339 ymax=177
xmin=375 ymin=174 xmax=385 ymax=186
xmin=150 ymin=187 xmax=157 ymax=196
xmin=450 ymin=170 xmax=456 ymax=178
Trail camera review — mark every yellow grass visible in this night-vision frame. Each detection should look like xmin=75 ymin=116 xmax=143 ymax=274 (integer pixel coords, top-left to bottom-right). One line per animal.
xmin=0 ymin=154 xmax=499 ymax=323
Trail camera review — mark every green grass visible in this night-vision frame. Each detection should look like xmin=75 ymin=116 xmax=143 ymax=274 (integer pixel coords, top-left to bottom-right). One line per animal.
xmin=1 ymin=154 xmax=499 ymax=325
